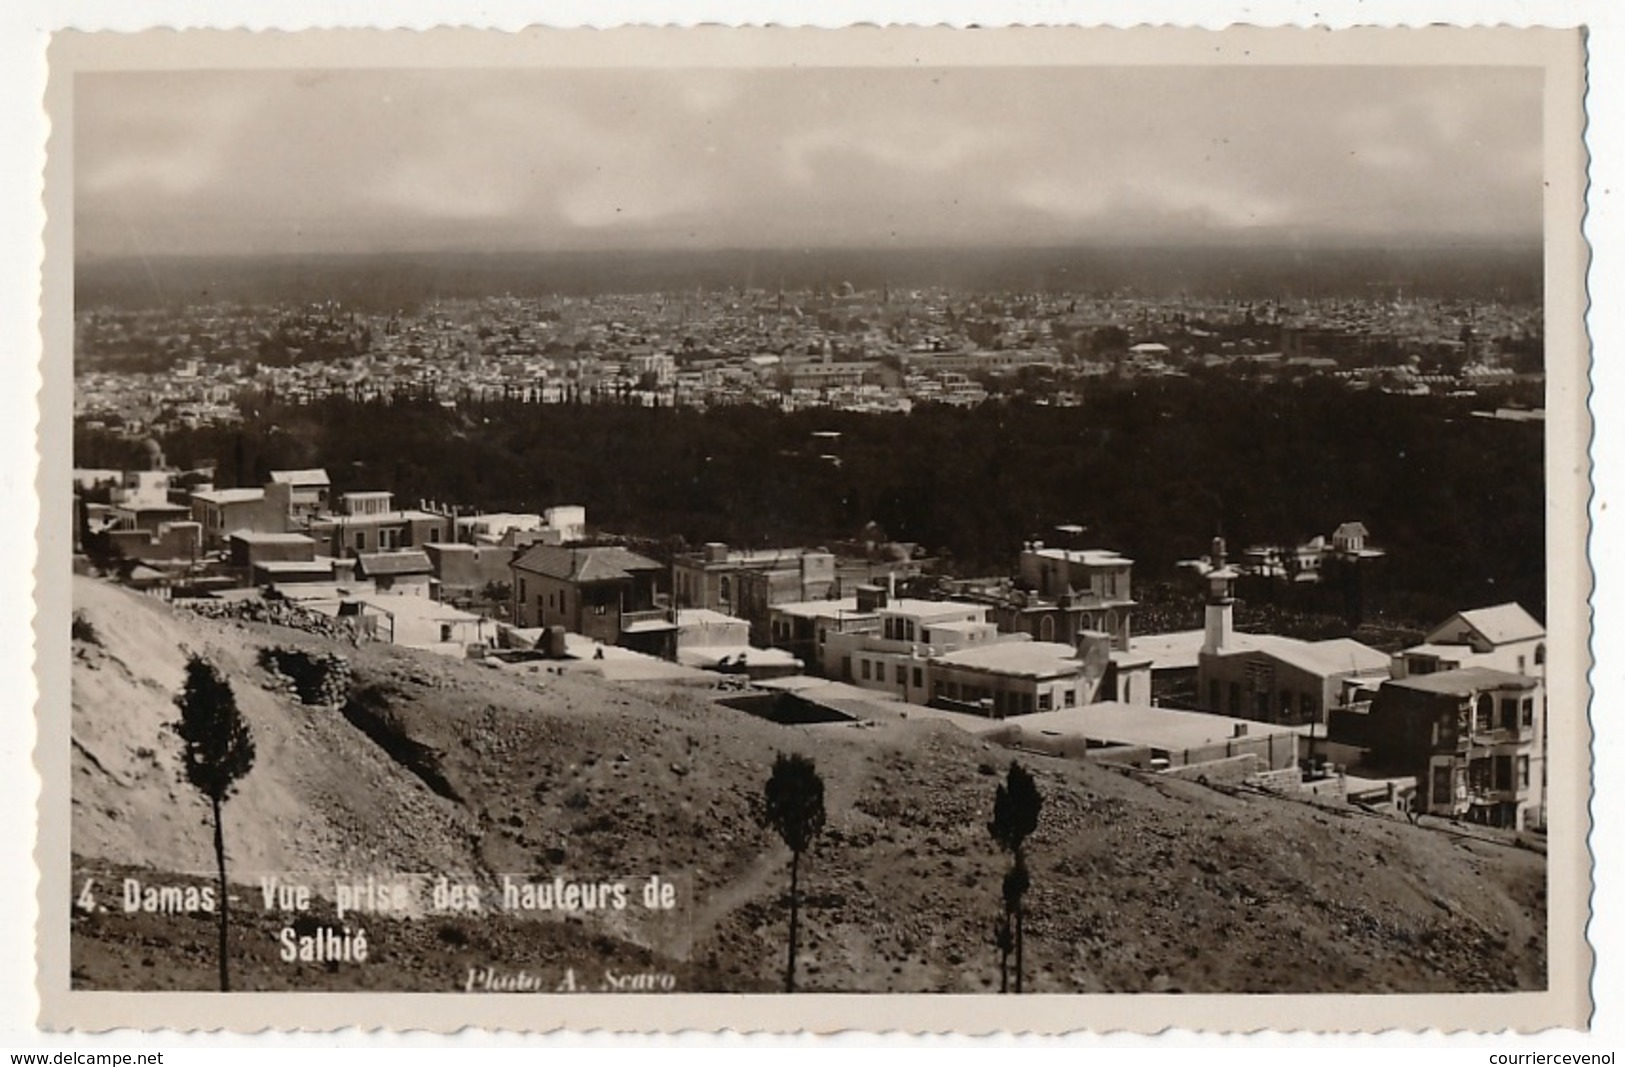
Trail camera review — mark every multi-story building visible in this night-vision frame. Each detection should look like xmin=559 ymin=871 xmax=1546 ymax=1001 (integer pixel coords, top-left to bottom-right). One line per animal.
xmin=227 ymin=530 xmax=317 ymax=572
xmin=267 ymin=468 xmax=332 ymax=521
xmin=190 ymin=483 xmax=292 ymax=549
xmin=929 ymin=637 xmax=1109 ymax=718
xmin=1366 ymin=666 xmax=1545 ymax=830
xmin=424 ymin=542 xmax=516 ymax=604
xmin=1014 ymin=542 xmax=1135 ymax=650
xmin=305 ymin=491 xmax=448 ymax=557
xmin=509 ymin=544 xmax=675 ymax=657
xmin=674 ymin=542 xmax=839 ymax=642
xmin=818 ymin=585 xmax=998 ymax=699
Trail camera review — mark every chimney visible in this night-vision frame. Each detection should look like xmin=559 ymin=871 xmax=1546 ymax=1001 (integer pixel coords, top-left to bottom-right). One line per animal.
xmin=855 ymin=583 xmax=887 ymax=613
xmin=264 ymin=480 xmax=293 ymax=525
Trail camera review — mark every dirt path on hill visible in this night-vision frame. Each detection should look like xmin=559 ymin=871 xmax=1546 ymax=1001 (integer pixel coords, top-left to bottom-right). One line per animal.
xmin=681 ymin=848 xmax=785 ymax=962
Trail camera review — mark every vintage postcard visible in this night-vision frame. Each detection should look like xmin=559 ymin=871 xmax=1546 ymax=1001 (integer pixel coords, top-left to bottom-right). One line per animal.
xmin=34 ymin=24 xmax=1592 ymax=1033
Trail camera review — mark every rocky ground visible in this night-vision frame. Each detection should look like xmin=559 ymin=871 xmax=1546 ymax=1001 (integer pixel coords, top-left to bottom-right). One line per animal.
xmin=69 ymin=576 xmax=1547 ymax=993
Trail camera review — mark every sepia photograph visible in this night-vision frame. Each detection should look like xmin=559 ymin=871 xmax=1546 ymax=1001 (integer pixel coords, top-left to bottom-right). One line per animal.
xmin=36 ymin=24 xmax=1592 ymax=1032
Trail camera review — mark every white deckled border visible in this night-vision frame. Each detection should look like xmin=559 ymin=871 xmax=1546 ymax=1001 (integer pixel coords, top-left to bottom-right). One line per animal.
xmin=6 ymin=4 xmax=1615 ymax=1046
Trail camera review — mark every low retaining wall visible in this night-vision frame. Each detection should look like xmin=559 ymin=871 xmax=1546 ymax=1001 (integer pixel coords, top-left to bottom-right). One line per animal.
xmin=1161 ymin=753 xmax=1264 ymax=784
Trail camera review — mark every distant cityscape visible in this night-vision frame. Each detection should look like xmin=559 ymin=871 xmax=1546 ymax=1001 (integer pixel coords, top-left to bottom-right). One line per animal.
xmin=74 ymin=285 xmax=1545 ymax=436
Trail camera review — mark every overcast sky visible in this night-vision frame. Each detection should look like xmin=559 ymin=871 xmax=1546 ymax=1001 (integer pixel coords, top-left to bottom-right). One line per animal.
xmin=73 ymin=65 xmax=1543 ymax=258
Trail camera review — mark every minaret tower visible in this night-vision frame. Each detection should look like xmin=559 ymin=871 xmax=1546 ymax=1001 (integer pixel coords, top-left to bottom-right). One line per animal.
xmin=1202 ymin=536 xmax=1239 ymax=655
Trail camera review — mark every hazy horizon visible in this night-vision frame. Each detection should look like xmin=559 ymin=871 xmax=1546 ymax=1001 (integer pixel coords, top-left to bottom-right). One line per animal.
xmin=75 ymin=232 xmax=1546 ymax=265
xmin=75 ymin=242 xmax=1544 ymax=309
xmin=75 ymin=65 xmax=1543 ymax=261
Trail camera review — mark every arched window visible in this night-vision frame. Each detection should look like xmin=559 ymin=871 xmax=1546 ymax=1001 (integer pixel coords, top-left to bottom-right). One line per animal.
xmin=1475 ymin=693 xmax=1495 ymax=733
xmin=1039 ymin=616 xmax=1055 ymax=642
xmin=719 ymin=576 xmax=731 ymax=604
xmin=1535 ymin=643 xmax=1546 ymax=667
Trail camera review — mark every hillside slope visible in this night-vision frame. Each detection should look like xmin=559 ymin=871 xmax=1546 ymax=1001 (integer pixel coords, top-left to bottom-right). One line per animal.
xmin=69 ymin=577 xmax=1546 ymax=993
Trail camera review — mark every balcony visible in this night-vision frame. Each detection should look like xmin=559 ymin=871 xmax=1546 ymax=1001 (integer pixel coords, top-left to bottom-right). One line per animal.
xmin=1466 ymin=724 xmax=1535 ymax=747
xmin=1467 ymin=785 xmax=1529 ymax=806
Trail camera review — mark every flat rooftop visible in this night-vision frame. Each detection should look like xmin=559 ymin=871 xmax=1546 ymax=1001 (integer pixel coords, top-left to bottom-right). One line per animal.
xmin=357 ymin=593 xmax=484 ymax=626
xmin=928 ymin=619 xmax=990 ymax=635
xmin=1385 ymin=666 xmax=1538 ymax=695
xmin=772 ymin=597 xmax=864 ymax=620
xmin=191 ymin=488 xmax=264 ymax=505
xmin=677 ymin=645 xmax=801 ymax=670
xmin=621 ymin=617 xmax=679 ymax=634
xmin=677 ymin=608 xmax=746 ymax=626
xmin=1129 ymin=630 xmax=1206 ymax=671
xmin=115 ymin=502 xmax=190 ymax=514
xmin=232 ymin=531 xmax=316 ymax=545
xmin=878 ymin=598 xmax=988 ymax=621
xmin=456 ymin=512 xmax=542 ymax=526
xmin=1028 ymin=547 xmax=1134 ymax=567
xmin=1010 ymin=701 xmax=1298 ymax=752
xmin=934 ymin=640 xmax=1081 ymax=678
xmin=255 ymin=560 xmax=332 ymax=575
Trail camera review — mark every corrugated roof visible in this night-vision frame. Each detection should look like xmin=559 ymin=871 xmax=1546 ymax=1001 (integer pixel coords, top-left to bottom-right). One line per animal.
xmin=512 ymin=544 xmax=662 ymax=583
xmin=268 ymin=468 xmax=331 ymax=486
xmin=356 ymin=550 xmax=433 ymax=577
xmin=229 ymin=532 xmax=315 ymax=544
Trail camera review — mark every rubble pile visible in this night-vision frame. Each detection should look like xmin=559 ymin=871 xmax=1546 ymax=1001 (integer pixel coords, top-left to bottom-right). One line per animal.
xmin=178 ymin=596 xmax=369 ymax=643
xmin=259 ymin=646 xmax=354 ymax=707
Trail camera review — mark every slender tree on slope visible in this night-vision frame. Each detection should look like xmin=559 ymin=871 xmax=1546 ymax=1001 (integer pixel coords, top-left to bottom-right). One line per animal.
xmin=989 ymin=761 xmax=1042 ymax=993
xmin=993 ymin=899 xmax=1014 ymax=994
xmin=173 ymin=655 xmax=256 ymax=992
xmin=761 ymin=752 xmax=826 ymax=993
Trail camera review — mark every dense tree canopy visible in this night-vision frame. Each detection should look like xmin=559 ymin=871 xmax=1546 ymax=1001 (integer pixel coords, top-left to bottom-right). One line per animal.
xmin=79 ymin=373 xmax=1545 ymax=625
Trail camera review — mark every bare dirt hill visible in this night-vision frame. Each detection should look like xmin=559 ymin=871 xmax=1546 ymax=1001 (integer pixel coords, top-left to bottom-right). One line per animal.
xmin=71 ymin=576 xmax=479 ymax=878
xmin=69 ymin=577 xmax=1546 ymax=993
